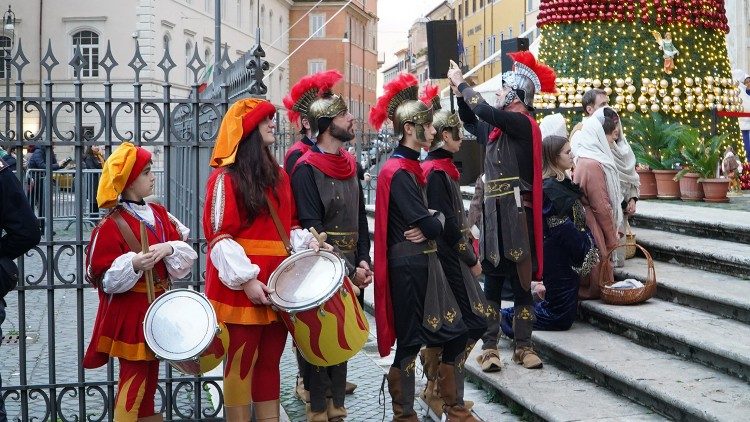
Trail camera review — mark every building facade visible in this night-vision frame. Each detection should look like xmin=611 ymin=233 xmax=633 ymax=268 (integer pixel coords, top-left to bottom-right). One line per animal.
xmin=726 ymin=0 xmax=750 ymax=76
xmin=288 ymin=0 xmax=378 ymax=129
xmin=454 ymin=0 xmax=525 ymax=84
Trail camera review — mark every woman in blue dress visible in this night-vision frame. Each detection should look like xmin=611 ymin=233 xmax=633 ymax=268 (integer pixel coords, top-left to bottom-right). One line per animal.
xmin=501 ymin=135 xmax=599 ymax=336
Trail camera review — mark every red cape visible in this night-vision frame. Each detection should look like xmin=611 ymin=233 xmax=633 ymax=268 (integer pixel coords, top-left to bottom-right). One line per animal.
xmin=284 ymin=139 xmax=313 ymax=166
xmin=421 ymin=157 xmax=460 ymax=182
xmin=488 ymin=114 xmax=543 ymax=280
xmin=374 ymin=157 xmax=425 ymax=357
xmin=293 ymin=147 xmax=356 ymax=180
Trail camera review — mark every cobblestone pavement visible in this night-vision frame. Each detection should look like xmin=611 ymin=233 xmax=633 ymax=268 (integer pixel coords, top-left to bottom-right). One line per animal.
xmin=0 ymin=222 xmax=216 ymax=421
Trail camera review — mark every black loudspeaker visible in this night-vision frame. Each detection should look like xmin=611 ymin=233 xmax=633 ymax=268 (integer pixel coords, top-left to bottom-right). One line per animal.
xmin=500 ymin=38 xmax=529 ymax=73
xmin=426 ymin=20 xmax=458 ymax=79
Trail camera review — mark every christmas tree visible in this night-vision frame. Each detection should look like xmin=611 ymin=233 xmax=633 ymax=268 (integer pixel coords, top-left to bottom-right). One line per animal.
xmin=534 ymin=0 xmax=745 ymax=159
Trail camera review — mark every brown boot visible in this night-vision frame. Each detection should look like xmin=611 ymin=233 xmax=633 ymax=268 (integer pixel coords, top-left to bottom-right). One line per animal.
xmin=224 ymin=404 xmax=251 ymax=422
xmin=326 ymin=398 xmax=348 ymax=422
xmin=254 ymin=399 xmax=280 ymax=421
xmin=437 ymin=363 xmax=477 ymax=422
xmin=137 ymin=415 xmax=164 ymax=422
xmin=419 ymin=347 xmax=443 ymax=417
xmin=475 ymin=349 xmax=502 ymax=372
xmin=512 ymin=346 xmax=543 ymax=369
xmin=296 ymin=376 xmax=311 ymax=402
xmin=345 ymin=381 xmax=357 ymax=394
xmin=305 ymin=403 xmax=328 ymax=422
xmin=386 ymin=362 xmax=419 ymax=421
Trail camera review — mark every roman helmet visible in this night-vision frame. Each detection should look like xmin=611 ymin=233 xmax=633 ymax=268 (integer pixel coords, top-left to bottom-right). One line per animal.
xmin=369 ymin=73 xmax=433 ymax=142
xmin=283 ymin=70 xmax=348 ymax=137
xmin=499 ymin=51 xmax=557 ymax=110
xmin=420 ymin=82 xmax=461 ymax=151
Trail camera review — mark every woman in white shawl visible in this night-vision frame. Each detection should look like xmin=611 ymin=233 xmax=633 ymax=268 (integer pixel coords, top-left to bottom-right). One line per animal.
xmin=570 ymin=107 xmax=626 ymax=299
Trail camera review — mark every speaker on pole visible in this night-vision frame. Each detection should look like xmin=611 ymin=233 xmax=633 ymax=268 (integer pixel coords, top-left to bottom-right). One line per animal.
xmin=500 ymin=38 xmax=529 ymax=73
xmin=426 ymin=20 xmax=458 ymax=79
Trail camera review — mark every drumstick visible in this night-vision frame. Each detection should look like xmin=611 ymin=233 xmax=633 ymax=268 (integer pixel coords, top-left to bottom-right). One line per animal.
xmin=309 ymin=227 xmax=328 ymax=244
xmin=140 ymin=221 xmax=155 ymax=304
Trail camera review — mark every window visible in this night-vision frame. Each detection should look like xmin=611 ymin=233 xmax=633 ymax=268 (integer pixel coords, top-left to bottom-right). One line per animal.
xmin=509 ymin=26 xmax=513 ymax=38
xmin=310 ymin=13 xmax=325 ymax=38
xmin=205 ymin=48 xmax=212 ymax=66
xmin=185 ymin=42 xmax=192 ymax=84
xmin=480 ymin=0 xmax=484 ymax=7
xmin=0 ymin=36 xmax=11 ymax=79
xmin=269 ymin=10 xmax=274 ymax=40
xmin=249 ymin=0 xmax=254 ymax=28
xmin=520 ymin=21 xmax=525 ymax=33
xmin=472 ymin=0 xmax=476 ymax=13
xmin=279 ymin=17 xmax=284 ymax=44
xmin=308 ymin=59 xmax=325 ymax=74
xmin=479 ymin=41 xmax=484 ymax=61
xmin=260 ymin=6 xmax=265 ymax=41
xmin=163 ymin=33 xmax=171 ymax=51
xmin=72 ymin=30 xmax=100 ymax=78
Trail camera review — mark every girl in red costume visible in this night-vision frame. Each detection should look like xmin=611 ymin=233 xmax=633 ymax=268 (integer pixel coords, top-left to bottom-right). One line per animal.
xmin=203 ymin=98 xmax=327 ymax=421
xmin=84 ymin=142 xmax=198 ymax=422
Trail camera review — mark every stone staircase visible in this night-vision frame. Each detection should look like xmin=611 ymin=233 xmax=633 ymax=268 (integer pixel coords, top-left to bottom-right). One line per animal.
xmin=363 ymin=194 xmax=750 ymax=421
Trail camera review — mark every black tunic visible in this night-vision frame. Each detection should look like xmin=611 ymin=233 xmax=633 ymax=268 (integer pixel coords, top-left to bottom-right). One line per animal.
xmin=284 ymin=135 xmax=315 ymax=173
xmin=386 ymin=146 xmax=466 ymax=348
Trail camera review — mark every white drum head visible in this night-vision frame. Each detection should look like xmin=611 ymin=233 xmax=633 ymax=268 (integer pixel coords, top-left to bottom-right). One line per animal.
xmin=143 ymin=289 xmax=218 ymax=361
xmin=268 ymin=249 xmax=345 ymax=312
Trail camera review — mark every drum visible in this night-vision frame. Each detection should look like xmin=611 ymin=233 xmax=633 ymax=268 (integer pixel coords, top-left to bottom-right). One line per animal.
xmin=268 ymin=249 xmax=369 ymax=367
xmin=143 ymin=288 xmax=229 ymax=375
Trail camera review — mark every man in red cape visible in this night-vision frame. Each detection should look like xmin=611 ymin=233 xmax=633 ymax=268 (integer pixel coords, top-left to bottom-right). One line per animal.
xmin=289 ymin=70 xmax=372 ymax=421
xmin=448 ymin=51 xmax=557 ymax=371
xmin=370 ymin=73 xmax=469 ymax=421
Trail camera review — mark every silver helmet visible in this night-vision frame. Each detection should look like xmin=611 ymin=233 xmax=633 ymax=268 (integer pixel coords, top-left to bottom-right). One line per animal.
xmin=500 ymin=60 xmax=543 ymax=110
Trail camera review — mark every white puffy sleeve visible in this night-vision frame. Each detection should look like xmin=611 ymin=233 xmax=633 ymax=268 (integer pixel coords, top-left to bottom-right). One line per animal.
xmin=102 ymin=252 xmax=143 ymax=294
xmin=210 ymin=239 xmax=261 ymax=290
xmin=163 ymin=241 xmax=198 ymax=280
xmin=290 ymin=228 xmax=315 ymax=253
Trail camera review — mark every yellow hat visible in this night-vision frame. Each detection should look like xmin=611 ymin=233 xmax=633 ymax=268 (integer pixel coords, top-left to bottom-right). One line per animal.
xmin=209 ymin=98 xmax=276 ymax=167
xmin=97 ymin=142 xmax=152 ymax=208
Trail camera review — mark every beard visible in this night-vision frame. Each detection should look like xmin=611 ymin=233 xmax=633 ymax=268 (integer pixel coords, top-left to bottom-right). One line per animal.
xmin=329 ymin=121 xmax=355 ymax=142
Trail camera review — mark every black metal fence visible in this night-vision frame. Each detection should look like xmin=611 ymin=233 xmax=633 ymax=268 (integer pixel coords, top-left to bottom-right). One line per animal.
xmin=0 ymin=37 xmax=388 ymax=421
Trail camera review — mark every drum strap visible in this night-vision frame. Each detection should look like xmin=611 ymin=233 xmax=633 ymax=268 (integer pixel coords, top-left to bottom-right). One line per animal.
xmin=112 ymin=210 xmax=143 ymax=253
xmin=266 ymin=194 xmax=292 ymax=255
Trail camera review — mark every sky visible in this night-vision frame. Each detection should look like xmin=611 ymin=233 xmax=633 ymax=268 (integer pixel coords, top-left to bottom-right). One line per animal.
xmin=376 ymin=0 xmax=444 ymax=92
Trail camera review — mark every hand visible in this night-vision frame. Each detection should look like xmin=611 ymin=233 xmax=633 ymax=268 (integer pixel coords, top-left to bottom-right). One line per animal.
xmin=470 ymin=261 xmax=482 ymax=278
xmin=364 ymin=172 xmax=372 ymax=183
xmin=531 ymin=281 xmax=546 ymax=301
xmin=132 ymin=251 xmax=156 ymax=272
xmin=308 ymin=239 xmax=334 ymax=253
xmin=625 ymin=199 xmax=637 ymax=215
xmin=148 ymin=243 xmax=174 ymax=263
xmin=242 ymin=278 xmax=273 ymax=305
xmin=447 ymin=62 xmax=465 ymax=89
xmin=352 ymin=267 xmax=372 ymax=288
xmin=404 ymin=227 xmax=427 ymax=243
xmin=451 ymin=83 xmax=463 ymax=98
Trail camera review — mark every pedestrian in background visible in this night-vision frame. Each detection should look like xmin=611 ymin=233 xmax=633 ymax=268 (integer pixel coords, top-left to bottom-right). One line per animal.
xmin=83 ymin=145 xmax=105 ymax=219
xmin=0 ymin=156 xmax=42 ymax=421
xmin=27 ymin=146 xmax=72 ymax=234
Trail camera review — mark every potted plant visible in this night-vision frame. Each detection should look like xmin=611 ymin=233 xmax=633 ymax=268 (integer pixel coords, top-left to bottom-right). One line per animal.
xmin=627 ymin=113 xmax=684 ymax=199
xmin=679 ymin=131 xmax=732 ymax=203
xmin=673 ymin=127 xmax=704 ymax=201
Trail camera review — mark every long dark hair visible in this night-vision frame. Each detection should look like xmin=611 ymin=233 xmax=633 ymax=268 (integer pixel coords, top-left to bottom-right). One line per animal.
xmin=542 ymin=135 xmax=569 ymax=181
xmin=602 ymin=108 xmax=620 ymax=135
xmin=227 ymin=129 xmax=280 ymax=222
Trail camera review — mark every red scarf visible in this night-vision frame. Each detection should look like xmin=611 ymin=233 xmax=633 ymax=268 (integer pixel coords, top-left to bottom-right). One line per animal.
xmin=489 ymin=127 xmax=503 ymax=143
xmin=374 ymin=157 xmax=425 ymax=357
xmin=421 ymin=158 xmax=460 ymax=182
xmin=294 ymin=148 xmax=356 ymax=180
xmin=283 ymin=139 xmax=313 ymax=166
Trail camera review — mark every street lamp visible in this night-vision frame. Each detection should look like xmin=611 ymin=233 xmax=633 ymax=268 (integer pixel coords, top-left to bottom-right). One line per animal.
xmin=3 ymin=5 xmax=16 ymax=140
xmin=342 ymin=28 xmax=352 ymax=118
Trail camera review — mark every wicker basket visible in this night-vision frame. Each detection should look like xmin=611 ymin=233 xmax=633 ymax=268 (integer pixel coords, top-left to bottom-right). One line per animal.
xmin=599 ymin=243 xmax=656 ymax=305
xmin=624 ymin=220 xmax=636 ymax=259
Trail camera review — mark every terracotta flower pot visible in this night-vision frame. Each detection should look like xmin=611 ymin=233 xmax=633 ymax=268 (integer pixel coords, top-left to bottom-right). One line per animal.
xmin=700 ymin=178 xmax=730 ymax=203
xmin=636 ymin=168 xmax=657 ymax=199
xmin=679 ymin=172 xmax=704 ymax=201
xmin=653 ymin=169 xmax=681 ymax=199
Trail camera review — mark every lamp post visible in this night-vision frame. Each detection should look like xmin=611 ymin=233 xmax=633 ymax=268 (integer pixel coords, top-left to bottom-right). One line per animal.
xmin=3 ymin=5 xmax=16 ymax=140
xmin=342 ymin=27 xmax=352 ymax=117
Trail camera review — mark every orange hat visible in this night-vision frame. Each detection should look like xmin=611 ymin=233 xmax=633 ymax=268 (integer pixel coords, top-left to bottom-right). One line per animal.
xmin=209 ymin=98 xmax=276 ymax=167
xmin=97 ymin=142 xmax=152 ymax=208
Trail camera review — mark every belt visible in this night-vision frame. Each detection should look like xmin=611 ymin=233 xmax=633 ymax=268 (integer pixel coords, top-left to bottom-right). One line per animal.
xmin=388 ymin=240 xmax=438 ymax=258
xmin=484 ymin=176 xmax=518 ymax=199
xmin=326 ymin=231 xmax=358 ymax=253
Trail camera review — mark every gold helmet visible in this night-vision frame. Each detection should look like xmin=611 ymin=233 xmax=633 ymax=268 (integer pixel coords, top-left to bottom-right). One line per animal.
xmin=419 ymin=82 xmax=461 ymax=151
xmin=283 ymin=70 xmax=348 ymax=137
xmin=370 ymin=73 xmax=433 ymax=141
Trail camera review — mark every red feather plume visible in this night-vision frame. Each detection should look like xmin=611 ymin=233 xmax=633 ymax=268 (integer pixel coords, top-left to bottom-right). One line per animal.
xmin=419 ymin=82 xmax=439 ymax=106
xmin=369 ymin=72 xmax=418 ymax=130
xmin=508 ymin=51 xmax=557 ymax=93
xmin=283 ymin=69 xmax=343 ymax=127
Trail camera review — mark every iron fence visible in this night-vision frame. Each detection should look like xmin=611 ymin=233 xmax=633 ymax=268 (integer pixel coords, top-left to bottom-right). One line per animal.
xmin=0 ymin=36 xmax=390 ymax=421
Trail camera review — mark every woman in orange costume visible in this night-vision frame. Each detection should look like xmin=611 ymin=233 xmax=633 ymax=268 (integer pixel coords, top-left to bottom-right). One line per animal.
xmin=203 ymin=98 xmax=326 ymax=421
xmin=84 ymin=142 xmax=198 ymax=421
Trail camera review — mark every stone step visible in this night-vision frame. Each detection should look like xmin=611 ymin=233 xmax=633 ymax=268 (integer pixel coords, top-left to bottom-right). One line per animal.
xmin=617 ymin=258 xmax=750 ymax=324
xmin=630 ymin=200 xmax=750 ymax=245
xmin=633 ymin=227 xmax=750 ymax=279
xmin=533 ymin=324 xmax=750 ymax=422
xmin=579 ymin=298 xmax=750 ymax=381
xmin=361 ymin=283 xmax=659 ymax=421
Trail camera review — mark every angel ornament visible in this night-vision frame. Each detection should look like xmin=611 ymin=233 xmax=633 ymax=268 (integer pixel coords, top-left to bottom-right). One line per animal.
xmin=652 ymin=31 xmax=679 ymax=74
